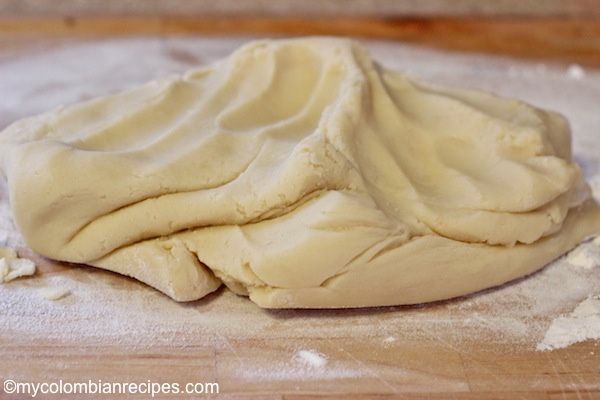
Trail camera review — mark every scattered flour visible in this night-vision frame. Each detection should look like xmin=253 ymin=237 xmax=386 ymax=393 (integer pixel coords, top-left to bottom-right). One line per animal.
xmin=537 ymin=295 xmax=600 ymax=351
xmin=383 ymin=336 xmax=397 ymax=344
xmin=566 ymin=64 xmax=586 ymax=80
xmin=235 ymin=357 xmax=362 ymax=382
xmin=295 ymin=350 xmax=328 ymax=368
xmin=565 ymin=236 xmax=600 ymax=269
xmin=536 ymin=236 xmax=600 ymax=350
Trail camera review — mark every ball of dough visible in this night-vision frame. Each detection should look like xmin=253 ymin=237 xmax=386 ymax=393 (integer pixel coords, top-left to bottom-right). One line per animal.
xmin=1 ymin=37 xmax=599 ymax=307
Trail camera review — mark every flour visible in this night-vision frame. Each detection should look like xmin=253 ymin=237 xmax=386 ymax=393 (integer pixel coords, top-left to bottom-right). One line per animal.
xmin=295 ymin=350 xmax=328 ymax=368
xmin=537 ymin=295 xmax=600 ymax=351
xmin=567 ymin=64 xmax=586 ymax=80
xmin=566 ymin=236 xmax=600 ymax=269
xmin=535 ymin=236 xmax=600 ymax=350
xmin=383 ymin=336 xmax=397 ymax=344
xmin=234 ymin=357 xmax=362 ymax=383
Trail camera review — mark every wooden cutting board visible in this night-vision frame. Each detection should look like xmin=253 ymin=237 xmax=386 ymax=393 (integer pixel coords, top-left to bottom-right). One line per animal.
xmin=1 ymin=28 xmax=599 ymax=400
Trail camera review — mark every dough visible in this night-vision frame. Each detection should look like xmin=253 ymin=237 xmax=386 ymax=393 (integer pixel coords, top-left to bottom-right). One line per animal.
xmin=1 ymin=37 xmax=599 ymax=307
xmin=0 ymin=246 xmax=36 ymax=283
xmin=39 ymin=286 xmax=71 ymax=301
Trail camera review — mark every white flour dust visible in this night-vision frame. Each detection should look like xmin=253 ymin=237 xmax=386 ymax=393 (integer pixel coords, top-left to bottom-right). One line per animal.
xmin=536 ymin=236 xmax=600 ymax=350
xmin=234 ymin=356 xmax=362 ymax=383
xmin=567 ymin=64 xmax=586 ymax=80
xmin=566 ymin=236 xmax=600 ymax=270
xmin=537 ymin=295 xmax=600 ymax=351
xmin=295 ymin=350 xmax=328 ymax=368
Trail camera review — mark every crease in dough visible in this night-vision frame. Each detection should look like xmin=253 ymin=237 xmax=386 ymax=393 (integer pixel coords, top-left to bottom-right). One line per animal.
xmin=1 ymin=37 xmax=599 ymax=307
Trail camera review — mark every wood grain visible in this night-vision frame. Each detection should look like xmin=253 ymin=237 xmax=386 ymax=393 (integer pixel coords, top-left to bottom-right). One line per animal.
xmin=2 ymin=0 xmax=600 ymax=19
xmin=1 ymin=17 xmax=600 ymax=67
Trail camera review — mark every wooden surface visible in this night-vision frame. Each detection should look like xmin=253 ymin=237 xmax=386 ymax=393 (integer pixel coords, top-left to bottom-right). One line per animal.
xmin=1 ymin=20 xmax=600 ymax=400
xmin=1 ymin=17 xmax=600 ymax=68
xmin=3 ymin=0 xmax=600 ymax=19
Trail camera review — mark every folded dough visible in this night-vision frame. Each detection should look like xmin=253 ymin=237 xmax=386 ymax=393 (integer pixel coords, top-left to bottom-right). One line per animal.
xmin=1 ymin=37 xmax=599 ymax=307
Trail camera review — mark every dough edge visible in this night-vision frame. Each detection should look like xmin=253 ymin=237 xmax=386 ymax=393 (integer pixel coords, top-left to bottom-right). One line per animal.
xmin=250 ymin=199 xmax=600 ymax=308
xmin=89 ymin=198 xmax=600 ymax=308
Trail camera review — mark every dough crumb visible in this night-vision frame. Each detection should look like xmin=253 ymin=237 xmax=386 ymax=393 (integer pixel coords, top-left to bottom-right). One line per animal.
xmin=39 ymin=286 xmax=71 ymax=301
xmin=0 ymin=246 xmax=36 ymax=283
xmin=295 ymin=349 xmax=328 ymax=368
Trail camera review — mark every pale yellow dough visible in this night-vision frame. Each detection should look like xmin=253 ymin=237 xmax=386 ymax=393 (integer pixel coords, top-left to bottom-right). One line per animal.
xmin=1 ymin=37 xmax=599 ymax=307
xmin=0 ymin=246 xmax=36 ymax=283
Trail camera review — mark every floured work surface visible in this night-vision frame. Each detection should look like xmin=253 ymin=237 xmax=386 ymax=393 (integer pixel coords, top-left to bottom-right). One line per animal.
xmin=1 ymin=36 xmax=600 ymax=398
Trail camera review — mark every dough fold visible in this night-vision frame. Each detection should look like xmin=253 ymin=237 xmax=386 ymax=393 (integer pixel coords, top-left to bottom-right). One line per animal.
xmin=1 ymin=37 xmax=599 ymax=306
